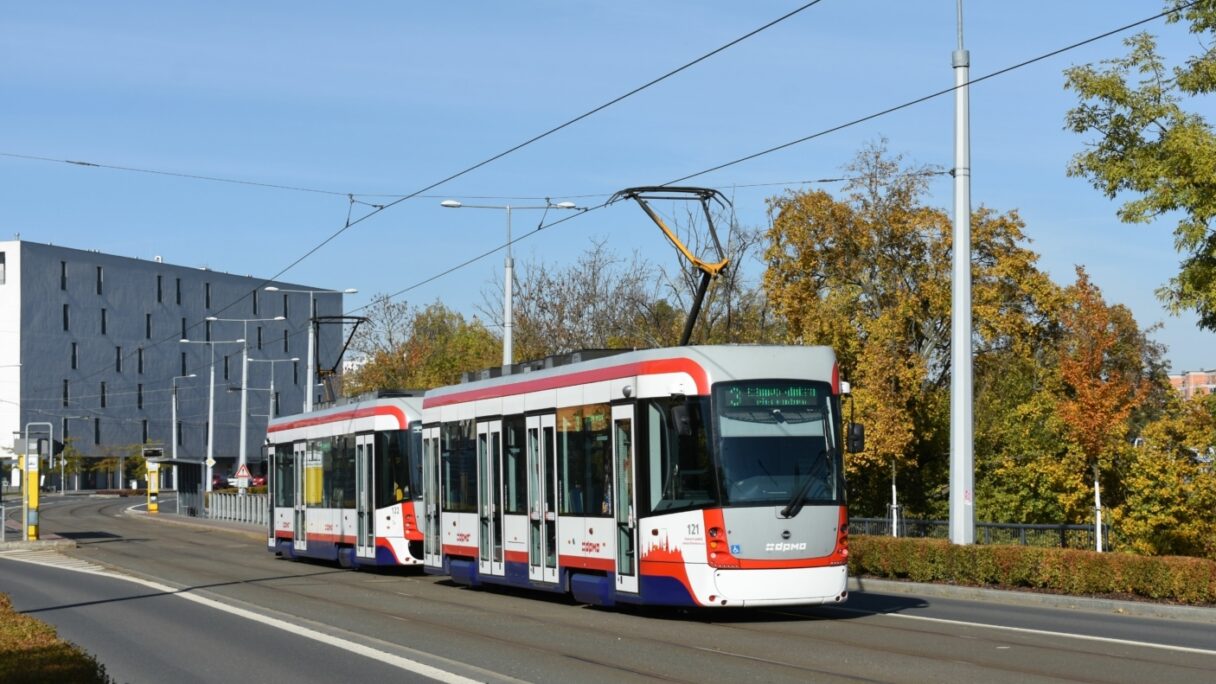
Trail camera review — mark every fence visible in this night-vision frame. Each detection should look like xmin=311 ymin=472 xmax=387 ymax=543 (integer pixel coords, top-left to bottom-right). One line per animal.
xmin=850 ymin=517 xmax=1113 ymax=550
xmin=207 ymin=492 xmax=269 ymax=527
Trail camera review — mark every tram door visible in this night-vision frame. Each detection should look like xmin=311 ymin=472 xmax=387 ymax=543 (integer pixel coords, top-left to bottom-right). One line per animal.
xmin=422 ymin=427 xmax=442 ymax=569
xmin=477 ymin=420 xmax=504 ymax=577
xmin=355 ymin=434 xmax=375 ymax=559
xmin=613 ymin=404 xmax=638 ymax=593
xmin=527 ymin=414 xmax=559 ymax=583
xmin=292 ymin=441 xmax=307 ymax=551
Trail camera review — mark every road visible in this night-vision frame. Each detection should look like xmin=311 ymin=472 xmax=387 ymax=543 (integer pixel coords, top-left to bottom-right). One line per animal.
xmin=1 ymin=494 xmax=1214 ymax=683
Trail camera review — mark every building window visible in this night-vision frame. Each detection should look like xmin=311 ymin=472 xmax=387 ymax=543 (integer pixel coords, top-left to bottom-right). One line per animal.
xmin=61 ymin=261 xmax=67 ymax=290
xmin=205 ymin=320 xmax=212 ymax=342
xmin=283 ymin=330 xmax=289 ymax=353
xmin=63 ymin=379 xmax=69 ymax=407
xmin=224 ymin=354 xmax=230 ymax=381
xmin=94 ymin=418 xmax=101 ymax=445
xmin=181 ymin=317 xmax=187 ymax=340
xmin=176 ymin=421 xmax=183 ymax=446
xmin=101 ymin=308 xmax=107 ymax=335
xmin=257 ymin=326 xmax=263 ymax=351
xmin=63 ymin=304 xmax=70 ymax=331
xmin=293 ymin=360 xmax=299 ymax=385
xmin=181 ymin=352 xmax=188 ymax=376
xmin=62 ymin=418 xmax=69 ymax=442
xmin=283 ymin=294 xmax=289 ymax=317
xmin=71 ymin=342 xmax=78 ymax=369
xmin=206 ymin=282 xmax=212 ymax=309
xmin=96 ymin=266 xmax=103 ymax=295
xmin=252 ymin=289 xmax=259 ymax=315
xmin=138 ymin=347 xmax=144 ymax=374
xmin=146 ymin=313 xmax=152 ymax=339
xmin=115 ymin=346 xmax=122 ymax=372
xmin=100 ymin=381 xmax=107 ymax=408
xmin=204 ymin=422 xmax=209 ymax=447
xmin=274 ymin=391 xmax=280 ymax=417
xmin=157 ymin=274 xmax=163 ymax=303
xmin=176 ymin=277 xmax=182 ymax=305
xmin=137 ymin=383 xmax=144 ymax=409
xmin=142 ymin=419 xmax=149 ymax=444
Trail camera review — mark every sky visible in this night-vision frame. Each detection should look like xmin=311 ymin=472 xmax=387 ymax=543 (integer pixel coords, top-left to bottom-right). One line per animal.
xmin=1 ymin=1 xmax=1212 ymax=372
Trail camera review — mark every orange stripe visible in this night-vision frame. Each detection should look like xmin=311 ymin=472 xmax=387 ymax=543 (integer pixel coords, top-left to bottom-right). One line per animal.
xmin=269 ymin=404 xmax=407 ymax=433
xmin=424 ymin=357 xmax=709 ymax=408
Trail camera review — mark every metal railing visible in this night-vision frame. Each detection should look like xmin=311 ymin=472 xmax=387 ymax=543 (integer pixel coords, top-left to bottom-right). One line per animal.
xmin=207 ymin=492 xmax=269 ymax=527
xmin=851 ymin=517 xmax=1114 ymax=549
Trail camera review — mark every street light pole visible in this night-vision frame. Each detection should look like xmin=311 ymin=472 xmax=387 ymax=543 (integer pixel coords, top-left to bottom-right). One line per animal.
xmin=171 ymin=373 xmax=196 ymax=510
xmin=440 ymin=199 xmax=579 ymax=366
xmin=263 ymin=287 xmax=356 ymax=413
xmin=207 ymin=316 xmax=283 ymax=491
xmin=180 ymin=338 xmax=244 ymax=494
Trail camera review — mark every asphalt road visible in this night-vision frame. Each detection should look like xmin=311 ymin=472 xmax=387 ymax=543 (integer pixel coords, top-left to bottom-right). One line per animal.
xmin=2 ymin=494 xmax=1214 ymax=684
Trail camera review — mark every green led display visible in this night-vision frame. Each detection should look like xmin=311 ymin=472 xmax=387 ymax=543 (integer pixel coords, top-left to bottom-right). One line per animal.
xmin=725 ymin=384 xmax=818 ymax=408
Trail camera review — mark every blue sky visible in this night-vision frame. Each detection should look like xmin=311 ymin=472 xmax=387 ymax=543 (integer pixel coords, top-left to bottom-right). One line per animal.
xmin=2 ymin=1 xmax=1212 ymax=372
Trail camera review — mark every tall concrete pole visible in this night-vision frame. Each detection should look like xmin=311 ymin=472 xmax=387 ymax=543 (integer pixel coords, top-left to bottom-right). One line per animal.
xmin=950 ymin=0 xmax=975 ymax=545
xmin=503 ymin=205 xmax=513 ymax=368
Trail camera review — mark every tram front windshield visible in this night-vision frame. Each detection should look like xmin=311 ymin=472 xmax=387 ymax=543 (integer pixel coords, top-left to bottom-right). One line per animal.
xmin=713 ymin=380 xmax=841 ymax=507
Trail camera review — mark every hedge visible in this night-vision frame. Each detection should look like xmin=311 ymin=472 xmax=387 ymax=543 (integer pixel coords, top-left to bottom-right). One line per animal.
xmin=0 ymin=594 xmax=112 ymax=684
xmin=849 ymin=535 xmax=1216 ymax=605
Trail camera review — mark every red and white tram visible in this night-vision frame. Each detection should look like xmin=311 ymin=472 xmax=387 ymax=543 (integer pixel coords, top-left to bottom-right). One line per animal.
xmin=420 ymin=345 xmax=857 ymax=607
xmin=266 ymin=393 xmax=425 ymax=568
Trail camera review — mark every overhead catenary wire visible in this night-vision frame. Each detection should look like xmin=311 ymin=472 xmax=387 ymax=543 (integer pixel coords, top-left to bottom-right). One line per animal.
xmin=13 ymin=2 xmax=1197 ymax=419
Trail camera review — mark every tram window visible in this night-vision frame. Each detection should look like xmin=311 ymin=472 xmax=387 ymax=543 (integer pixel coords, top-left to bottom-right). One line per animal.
xmin=330 ymin=435 xmax=356 ymax=508
xmin=503 ymin=416 xmax=527 ymax=514
xmin=442 ymin=419 xmax=476 ymax=512
xmin=557 ymin=404 xmax=612 ymax=517
xmin=375 ymin=430 xmax=412 ymax=507
xmin=274 ymin=444 xmax=294 ymax=507
xmin=642 ymin=397 xmax=717 ymax=514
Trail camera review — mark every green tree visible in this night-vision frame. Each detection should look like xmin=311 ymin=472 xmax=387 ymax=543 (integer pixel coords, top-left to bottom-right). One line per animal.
xmin=344 ymin=300 xmax=500 ymax=393
xmin=1065 ymin=0 xmax=1216 ymax=329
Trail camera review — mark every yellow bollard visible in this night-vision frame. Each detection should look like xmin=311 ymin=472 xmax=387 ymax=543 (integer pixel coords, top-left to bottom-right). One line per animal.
xmin=25 ymin=452 xmax=39 ymax=541
xmin=147 ymin=462 xmax=160 ymax=514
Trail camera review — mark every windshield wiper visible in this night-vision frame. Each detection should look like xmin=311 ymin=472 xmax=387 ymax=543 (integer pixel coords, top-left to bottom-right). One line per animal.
xmin=780 ymin=449 xmax=827 ymax=518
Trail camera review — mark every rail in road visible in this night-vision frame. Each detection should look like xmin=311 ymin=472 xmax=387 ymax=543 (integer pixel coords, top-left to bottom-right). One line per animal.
xmin=3 ymin=494 xmax=1214 ymax=684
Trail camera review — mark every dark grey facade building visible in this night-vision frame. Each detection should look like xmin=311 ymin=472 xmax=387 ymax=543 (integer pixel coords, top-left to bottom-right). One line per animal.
xmin=1 ymin=240 xmax=344 ymax=489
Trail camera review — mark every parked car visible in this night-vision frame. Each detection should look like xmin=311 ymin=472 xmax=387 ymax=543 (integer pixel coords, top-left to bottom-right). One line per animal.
xmin=212 ymin=472 xmax=229 ymax=490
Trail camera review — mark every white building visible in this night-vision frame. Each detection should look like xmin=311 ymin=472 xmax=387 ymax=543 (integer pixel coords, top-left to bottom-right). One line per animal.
xmin=0 ymin=240 xmax=345 ymax=488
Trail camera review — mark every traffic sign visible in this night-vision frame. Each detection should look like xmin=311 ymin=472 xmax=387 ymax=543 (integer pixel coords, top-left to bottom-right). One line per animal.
xmin=205 ymin=458 xmax=216 ymax=468
xmin=235 ymin=464 xmax=251 ymax=479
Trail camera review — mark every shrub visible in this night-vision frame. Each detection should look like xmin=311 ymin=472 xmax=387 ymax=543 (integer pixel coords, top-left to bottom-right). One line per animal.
xmin=850 ymin=535 xmax=1216 ymax=605
xmin=0 ymin=594 xmax=112 ymax=684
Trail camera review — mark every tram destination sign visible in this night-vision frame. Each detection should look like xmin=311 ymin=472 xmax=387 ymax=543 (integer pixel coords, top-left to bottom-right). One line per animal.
xmin=725 ymin=384 xmax=818 ymax=409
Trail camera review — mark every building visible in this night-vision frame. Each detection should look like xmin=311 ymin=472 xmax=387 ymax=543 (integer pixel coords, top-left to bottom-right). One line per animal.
xmin=1169 ymin=369 xmax=1216 ymax=400
xmin=0 ymin=240 xmax=345 ymax=488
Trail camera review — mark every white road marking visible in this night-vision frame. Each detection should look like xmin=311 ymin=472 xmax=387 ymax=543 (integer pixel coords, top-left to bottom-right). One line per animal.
xmin=0 ymin=549 xmax=494 ymax=683
xmin=825 ymin=605 xmax=1216 ymax=657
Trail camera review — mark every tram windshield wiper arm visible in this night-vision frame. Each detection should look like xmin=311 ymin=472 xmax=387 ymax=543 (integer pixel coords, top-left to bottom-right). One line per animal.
xmin=780 ymin=449 xmax=828 ymax=518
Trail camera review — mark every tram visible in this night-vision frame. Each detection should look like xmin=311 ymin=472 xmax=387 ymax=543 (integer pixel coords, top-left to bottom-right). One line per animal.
xmin=266 ymin=392 xmax=425 ymax=568
xmin=266 ymin=345 xmax=861 ymax=608
xmin=420 ymin=345 xmax=859 ymax=608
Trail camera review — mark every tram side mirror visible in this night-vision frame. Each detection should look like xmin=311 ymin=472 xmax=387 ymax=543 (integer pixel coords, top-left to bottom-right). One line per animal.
xmin=671 ymin=404 xmax=693 ymax=437
xmin=846 ymin=423 xmax=865 ymax=454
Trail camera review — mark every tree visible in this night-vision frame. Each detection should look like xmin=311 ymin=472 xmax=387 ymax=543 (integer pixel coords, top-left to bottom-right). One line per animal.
xmin=1065 ymin=1 xmax=1216 ymax=329
xmin=344 ymin=300 xmax=500 ymax=393
xmin=502 ymin=240 xmax=670 ymax=359
xmin=763 ymin=142 xmax=1059 ymax=516
xmin=1114 ymin=392 xmax=1216 ymax=558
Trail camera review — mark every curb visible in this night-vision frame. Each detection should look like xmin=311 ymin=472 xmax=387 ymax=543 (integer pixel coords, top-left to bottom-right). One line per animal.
xmin=849 ymin=575 xmax=1216 ymax=624
xmin=0 ymin=538 xmax=77 ymax=551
